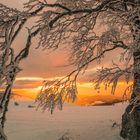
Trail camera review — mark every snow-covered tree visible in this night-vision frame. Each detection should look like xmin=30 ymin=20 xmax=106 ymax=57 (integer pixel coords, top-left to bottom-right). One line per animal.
xmin=0 ymin=0 xmax=140 ymax=140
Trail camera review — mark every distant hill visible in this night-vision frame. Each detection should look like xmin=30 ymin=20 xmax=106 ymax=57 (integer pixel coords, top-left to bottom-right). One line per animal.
xmin=75 ymin=95 xmax=129 ymax=106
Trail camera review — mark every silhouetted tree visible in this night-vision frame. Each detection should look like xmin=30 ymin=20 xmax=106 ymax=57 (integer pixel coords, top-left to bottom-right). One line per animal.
xmin=0 ymin=0 xmax=140 ymax=140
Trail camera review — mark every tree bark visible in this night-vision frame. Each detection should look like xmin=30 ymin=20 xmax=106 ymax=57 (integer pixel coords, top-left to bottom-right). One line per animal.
xmin=120 ymin=52 xmax=140 ymax=140
xmin=0 ymin=72 xmax=15 ymax=140
xmin=0 ymin=129 xmax=7 ymax=140
xmin=120 ymin=16 xmax=140 ymax=140
xmin=0 ymin=84 xmax=13 ymax=140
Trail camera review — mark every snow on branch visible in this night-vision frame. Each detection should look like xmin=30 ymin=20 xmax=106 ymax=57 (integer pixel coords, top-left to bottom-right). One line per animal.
xmin=92 ymin=64 xmax=133 ymax=95
xmin=36 ymin=72 xmax=78 ymax=114
xmin=0 ymin=4 xmax=25 ymax=87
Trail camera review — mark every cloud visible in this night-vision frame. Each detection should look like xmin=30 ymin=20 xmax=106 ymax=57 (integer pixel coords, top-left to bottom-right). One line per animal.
xmin=16 ymin=77 xmax=45 ymax=81
xmin=14 ymin=76 xmax=64 ymax=89
xmin=14 ymin=79 xmax=42 ymax=89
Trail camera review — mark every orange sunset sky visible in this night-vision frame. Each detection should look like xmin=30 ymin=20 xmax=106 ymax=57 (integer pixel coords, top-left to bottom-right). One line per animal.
xmin=0 ymin=0 xmax=132 ymax=102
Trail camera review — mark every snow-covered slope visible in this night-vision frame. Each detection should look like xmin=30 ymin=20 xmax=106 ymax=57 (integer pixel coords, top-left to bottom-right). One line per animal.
xmin=5 ymin=101 xmax=127 ymax=140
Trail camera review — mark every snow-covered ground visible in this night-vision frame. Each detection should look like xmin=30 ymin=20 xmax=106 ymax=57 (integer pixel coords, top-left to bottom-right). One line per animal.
xmin=5 ymin=101 xmax=127 ymax=140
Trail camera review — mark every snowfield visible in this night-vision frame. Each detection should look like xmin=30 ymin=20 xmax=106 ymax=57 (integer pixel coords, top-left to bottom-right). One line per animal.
xmin=5 ymin=101 xmax=127 ymax=140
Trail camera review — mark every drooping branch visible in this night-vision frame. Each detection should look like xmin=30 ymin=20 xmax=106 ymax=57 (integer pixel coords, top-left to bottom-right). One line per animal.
xmin=36 ymin=75 xmax=78 ymax=114
xmin=92 ymin=64 xmax=133 ymax=94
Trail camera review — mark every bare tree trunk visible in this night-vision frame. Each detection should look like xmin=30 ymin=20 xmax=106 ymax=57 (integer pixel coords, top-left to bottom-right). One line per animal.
xmin=0 ymin=76 xmax=15 ymax=140
xmin=0 ymin=84 xmax=13 ymax=140
xmin=120 ymin=16 xmax=140 ymax=140
xmin=120 ymin=52 xmax=140 ymax=140
xmin=0 ymin=127 xmax=7 ymax=140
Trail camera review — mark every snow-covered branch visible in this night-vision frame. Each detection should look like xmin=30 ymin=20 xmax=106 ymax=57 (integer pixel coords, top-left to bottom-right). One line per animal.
xmin=92 ymin=64 xmax=133 ymax=94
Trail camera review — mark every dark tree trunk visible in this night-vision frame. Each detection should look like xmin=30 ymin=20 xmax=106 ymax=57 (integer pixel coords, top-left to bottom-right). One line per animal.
xmin=120 ymin=97 xmax=140 ymax=140
xmin=0 ymin=73 xmax=15 ymax=139
xmin=0 ymin=129 xmax=7 ymax=140
xmin=0 ymin=85 xmax=13 ymax=140
xmin=120 ymin=55 xmax=140 ymax=139
xmin=120 ymin=15 xmax=140 ymax=140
